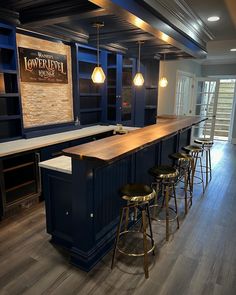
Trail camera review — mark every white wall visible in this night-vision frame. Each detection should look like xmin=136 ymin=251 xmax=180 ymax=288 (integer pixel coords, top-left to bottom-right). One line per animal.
xmin=158 ymin=59 xmax=202 ymax=115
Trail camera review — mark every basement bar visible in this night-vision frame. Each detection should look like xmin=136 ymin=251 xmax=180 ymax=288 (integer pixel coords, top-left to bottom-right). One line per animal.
xmin=0 ymin=0 xmax=236 ymax=292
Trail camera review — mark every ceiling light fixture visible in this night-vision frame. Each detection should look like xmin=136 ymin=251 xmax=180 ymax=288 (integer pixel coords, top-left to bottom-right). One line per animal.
xmin=207 ymin=16 xmax=220 ymax=22
xmin=91 ymin=22 xmax=106 ymax=84
xmin=133 ymin=41 xmax=144 ymax=87
xmin=159 ymin=53 xmax=168 ymax=88
xmin=230 ymin=48 xmax=236 ymax=52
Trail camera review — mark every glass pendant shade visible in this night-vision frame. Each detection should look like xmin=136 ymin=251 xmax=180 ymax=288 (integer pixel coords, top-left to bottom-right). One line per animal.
xmin=134 ymin=41 xmax=144 ymax=87
xmin=91 ymin=22 xmax=106 ymax=84
xmin=91 ymin=66 xmax=106 ymax=83
xmin=133 ymin=72 xmax=144 ymax=86
xmin=159 ymin=77 xmax=168 ymax=87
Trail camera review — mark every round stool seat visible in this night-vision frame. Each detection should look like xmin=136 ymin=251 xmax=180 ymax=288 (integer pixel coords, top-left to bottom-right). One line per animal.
xmin=194 ymin=138 xmax=213 ymax=146
xmin=183 ymin=145 xmax=202 ymax=152
xmin=169 ymin=152 xmax=192 ymax=162
xmin=120 ymin=183 xmax=154 ymax=202
xmin=149 ymin=165 xmax=179 ymax=179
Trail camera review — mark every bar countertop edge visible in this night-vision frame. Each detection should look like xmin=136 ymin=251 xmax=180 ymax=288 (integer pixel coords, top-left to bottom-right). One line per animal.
xmin=63 ymin=116 xmax=207 ymax=163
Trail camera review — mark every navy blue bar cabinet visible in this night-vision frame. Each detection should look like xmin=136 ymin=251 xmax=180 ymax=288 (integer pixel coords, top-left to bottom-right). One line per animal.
xmin=41 ymin=116 xmax=204 ymax=271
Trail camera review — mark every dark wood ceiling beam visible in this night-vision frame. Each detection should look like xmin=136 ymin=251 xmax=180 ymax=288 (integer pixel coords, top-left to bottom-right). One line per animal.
xmin=22 ymin=8 xmax=112 ymax=27
xmin=90 ymin=29 xmax=155 ymax=43
xmin=19 ymin=0 xmax=99 ymax=24
xmin=89 ymin=0 xmax=207 ymax=58
xmin=0 ymin=8 xmax=20 ymax=25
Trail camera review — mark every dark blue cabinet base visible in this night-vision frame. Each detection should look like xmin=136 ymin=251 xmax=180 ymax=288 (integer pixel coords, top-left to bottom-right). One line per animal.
xmin=42 ymin=128 xmax=192 ymax=271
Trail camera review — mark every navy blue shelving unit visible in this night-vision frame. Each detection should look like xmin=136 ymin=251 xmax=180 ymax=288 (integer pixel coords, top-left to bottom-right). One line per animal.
xmin=0 ymin=22 xmax=23 ymax=142
xmin=73 ymin=43 xmax=107 ymax=126
xmin=106 ymin=53 xmax=135 ymax=126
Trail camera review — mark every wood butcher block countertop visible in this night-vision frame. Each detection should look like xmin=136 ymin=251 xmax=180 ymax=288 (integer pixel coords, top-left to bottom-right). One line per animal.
xmin=63 ymin=116 xmax=206 ymax=163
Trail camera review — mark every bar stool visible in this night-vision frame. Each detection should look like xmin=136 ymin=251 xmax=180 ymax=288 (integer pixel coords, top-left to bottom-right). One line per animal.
xmin=148 ymin=166 xmax=179 ymax=242
xmin=111 ymin=183 xmax=155 ymax=279
xmin=194 ymin=138 xmax=213 ymax=186
xmin=183 ymin=145 xmax=204 ymax=194
xmin=169 ymin=152 xmax=194 ymax=215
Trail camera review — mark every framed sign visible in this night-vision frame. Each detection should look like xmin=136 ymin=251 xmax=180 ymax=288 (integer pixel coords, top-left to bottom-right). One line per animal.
xmin=18 ymin=47 xmax=68 ymax=83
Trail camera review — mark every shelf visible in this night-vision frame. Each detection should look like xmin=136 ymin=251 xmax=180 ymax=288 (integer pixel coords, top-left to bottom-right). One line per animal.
xmin=5 ymin=180 xmax=36 ymax=193
xmin=3 ymin=162 xmax=35 ymax=173
xmin=80 ymin=93 xmax=101 ymax=97
xmin=0 ymin=69 xmax=17 ymax=74
xmin=0 ymin=115 xmax=21 ymax=121
xmin=79 ymin=73 xmax=91 ymax=79
xmin=0 ymin=44 xmax=14 ymax=50
xmin=146 ymin=86 xmax=157 ymax=89
xmin=80 ymin=108 xmax=102 ymax=113
xmin=145 ymin=105 xmax=157 ymax=110
xmin=0 ymin=93 xmax=19 ymax=97
xmin=107 ymin=65 xmax=117 ymax=69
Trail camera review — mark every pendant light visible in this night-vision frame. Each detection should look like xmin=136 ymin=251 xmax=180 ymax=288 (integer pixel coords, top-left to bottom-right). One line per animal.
xmin=133 ymin=41 xmax=144 ymax=86
xmin=159 ymin=53 xmax=168 ymax=88
xmin=91 ymin=22 xmax=106 ymax=84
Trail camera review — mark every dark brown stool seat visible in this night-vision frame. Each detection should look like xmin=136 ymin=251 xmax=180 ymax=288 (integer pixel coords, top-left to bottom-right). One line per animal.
xmin=111 ymin=183 xmax=155 ymax=279
xmin=148 ymin=165 xmax=179 ymax=241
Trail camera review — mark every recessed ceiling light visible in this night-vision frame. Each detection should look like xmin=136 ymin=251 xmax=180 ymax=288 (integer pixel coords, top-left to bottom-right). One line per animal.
xmin=207 ymin=16 xmax=220 ymax=22
xmin=230 ymin=48 xmax=236 ymax=52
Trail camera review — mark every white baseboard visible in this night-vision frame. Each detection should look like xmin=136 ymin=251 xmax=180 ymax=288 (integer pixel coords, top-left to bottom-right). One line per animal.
xmin=231 ymin=138 xmax=236 ymax=144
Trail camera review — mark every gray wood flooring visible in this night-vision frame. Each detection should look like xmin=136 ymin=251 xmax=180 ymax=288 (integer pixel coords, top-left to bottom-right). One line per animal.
xmin=0 ymin=141 xmax=235 ymax=295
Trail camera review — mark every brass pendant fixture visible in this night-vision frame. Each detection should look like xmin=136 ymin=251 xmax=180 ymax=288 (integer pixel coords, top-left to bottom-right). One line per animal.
xmin=159 ymin=53 xmax=168 ymax=88
xmin=91 ymin=22 xmax=106 ymax=84
xmin=133 ymin=41 xmax=144 ymax=86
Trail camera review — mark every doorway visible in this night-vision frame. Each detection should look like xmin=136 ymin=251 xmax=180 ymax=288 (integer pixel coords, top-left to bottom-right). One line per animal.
xmin=175 ymin=74 xmax=236 ymax=142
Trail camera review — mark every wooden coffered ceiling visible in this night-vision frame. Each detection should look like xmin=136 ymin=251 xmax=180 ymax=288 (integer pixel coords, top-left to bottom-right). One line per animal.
xmin=0 ymin=0 xmax=212 ymax=60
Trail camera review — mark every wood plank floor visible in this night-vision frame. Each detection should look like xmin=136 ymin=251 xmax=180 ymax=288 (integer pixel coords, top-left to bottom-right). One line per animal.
xmin=0 ymin=141 xmax=236 ymax=295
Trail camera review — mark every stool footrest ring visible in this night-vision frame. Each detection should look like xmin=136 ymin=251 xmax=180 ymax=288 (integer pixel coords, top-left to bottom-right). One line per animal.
xmin=117 ymin=230 xmax=155 ymax=257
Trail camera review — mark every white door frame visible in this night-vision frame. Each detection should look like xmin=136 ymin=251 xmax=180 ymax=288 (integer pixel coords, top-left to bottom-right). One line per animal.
xmin=193 ymin=77 xmax=220 ymax=140
xmin=175 ymin=70 xmax=195 ymax=115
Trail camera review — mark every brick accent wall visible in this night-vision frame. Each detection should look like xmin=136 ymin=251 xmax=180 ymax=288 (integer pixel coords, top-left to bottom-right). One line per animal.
xmin=16 ymin=34 xmax=74 ymax=129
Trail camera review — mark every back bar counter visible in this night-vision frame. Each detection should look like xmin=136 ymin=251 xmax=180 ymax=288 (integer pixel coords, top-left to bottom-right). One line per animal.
xmin=40 ymin=116 xmax=205 ymax=271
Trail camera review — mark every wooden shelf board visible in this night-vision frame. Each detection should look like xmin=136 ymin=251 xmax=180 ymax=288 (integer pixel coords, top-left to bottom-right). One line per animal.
xmin=0 ymin=115 xmax=21 ymax=121
xmin=80 ymin=108 xmax=102 ymax=113
xmin=5 ymin=180 xmax=36 ymax=193
xmin=0 ymin=69 xmax=17 ymax=74
xmin=0 ymin=93 xmax=19 ymax=97
xmin=3 ymin=161 xmax=35 ymax=173
xmin=80 ymin=93 xmax=101 ymax=97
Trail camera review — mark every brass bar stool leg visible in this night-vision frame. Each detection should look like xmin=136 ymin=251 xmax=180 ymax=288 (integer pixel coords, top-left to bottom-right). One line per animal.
xmin=111 ymin=207 xmax=125 ymax=269
xmin=146 ymin=203 xmax=155 ymax=255
xmin=188 ymin=165 xmax=193 ymax=208
xmin=190 ymin=157 xmax=194 ymax=194
xmin=184 ymin=169 xmax=188 ymax=215
xmin=206 ymin=148 xmax=209 ymax=186
xmin=142 ymin=208 xmax=149 ymax=279
xmin=199 ymin=156 xmax=205 ymax=193
xmin=209 ymin=148 xmax=212 ymax=180
xmin=124 ymin=202 xmax=129 ymax=231
xmin=172 ymin=183 xmax=180 ymax=229
xmin=165 ymin=185 xmax=170 ymax=241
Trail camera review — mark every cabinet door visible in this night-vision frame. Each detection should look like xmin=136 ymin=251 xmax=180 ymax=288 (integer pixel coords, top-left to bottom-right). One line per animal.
xmin=120 ymin=56 xmax=135 ymax=126
xmin=0 ymin=151 xmax=40 ymax=217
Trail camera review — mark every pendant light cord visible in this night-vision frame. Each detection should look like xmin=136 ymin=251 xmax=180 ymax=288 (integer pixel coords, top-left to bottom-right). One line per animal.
xmin=138 ymin=41 xmax=141 ymax=72
xmin=97 ymin=25 xmax=99 ymax=66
